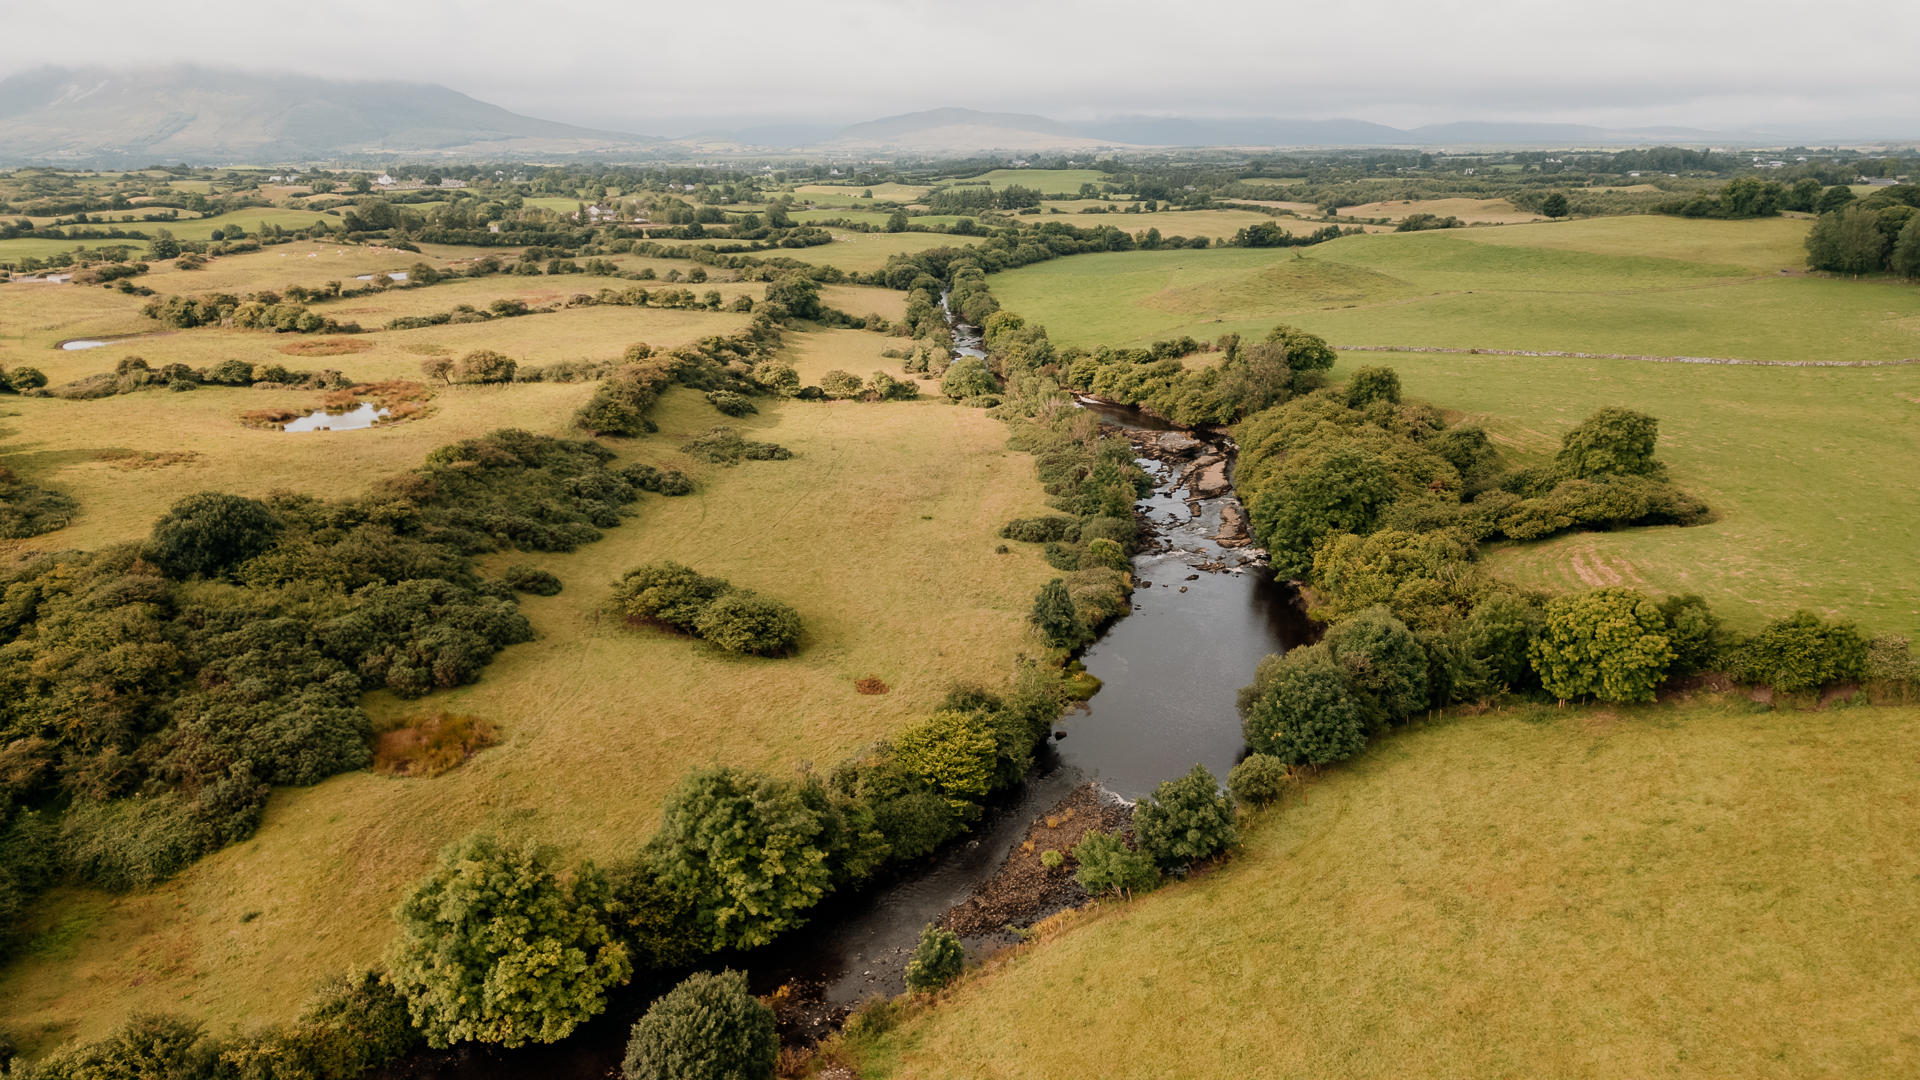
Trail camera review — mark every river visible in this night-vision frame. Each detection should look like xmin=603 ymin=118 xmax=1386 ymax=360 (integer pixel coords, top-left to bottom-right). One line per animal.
xmin=375 ymin=312 xmax=1312 ymax=1079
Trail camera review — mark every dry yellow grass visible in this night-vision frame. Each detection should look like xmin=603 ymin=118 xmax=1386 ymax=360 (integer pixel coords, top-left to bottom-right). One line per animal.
xmin=857 ymin=697 xmax=1920 ymax=1079
xmin=1336 ymin=196 xmax=1542 ymax=224
xmin=0 ymin=318 xmax=1063 ymax=1049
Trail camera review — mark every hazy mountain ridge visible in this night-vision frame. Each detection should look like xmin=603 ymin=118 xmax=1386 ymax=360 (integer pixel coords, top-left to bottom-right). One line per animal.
xmin=0 ymin=67 xmax=661 ymax=164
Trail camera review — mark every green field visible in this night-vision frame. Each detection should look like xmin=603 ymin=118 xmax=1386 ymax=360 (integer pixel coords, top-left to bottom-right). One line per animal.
xmin=955 ymin=169 xmax=1110 ymax=193
xmin=990 ymin=217 xmax=1920 ymax=363
xmin=855 ymin=696 xmax=1920 ymax=1079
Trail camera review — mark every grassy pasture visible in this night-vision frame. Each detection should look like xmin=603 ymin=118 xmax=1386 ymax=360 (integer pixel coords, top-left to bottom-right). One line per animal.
xmin=0 ymin=329 xmax=1062 ymax=1049
xmin=1329 ymin=350 xmax=1920 ymax=640
xmin=857 ymin=697 xmax=1920 ymax=1079
xmin=1039 ymin=207 xmax=1283 ymax=240
xmin=795 ymin=182 xmax=932 ymax=204
xmin=742 ymin=229 xmax=968 ymax=273
xmin=955 ymin=169 xmax=1109 ymax=193
xmin=1335 ymin=197 xmax=1540 ymax=224
xmin=989 ymin=218 xmax=1920 ymax=364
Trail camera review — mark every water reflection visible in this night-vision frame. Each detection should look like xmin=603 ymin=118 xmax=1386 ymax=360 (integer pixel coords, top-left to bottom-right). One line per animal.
xmin=282 ymin=403 xmax=389 ymax=432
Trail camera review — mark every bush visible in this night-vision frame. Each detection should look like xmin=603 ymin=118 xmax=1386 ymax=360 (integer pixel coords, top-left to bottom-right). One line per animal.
xmin=451 ymin=349 xmax=517 ymax=384
xmin=0 ymin=466 xmax=78 ymax=539
xmin=622 ymin=969 xmax=777 ymax=1080
xmin=819 ymin=369 xmax=865 ymax=399
xmin=4 ymin=366 xmax=47 ymax=392
xmin=648 ymin=768 xmax=838 ymax=950
xmin=1529 ymin=587 xmax=1674 ymax=703
xmin=504 ymin=564 xmax=562 ymax=595
xmin=1030 ymin=577 xmax=1089 ymax=648
xmin=893 ymin=710 xmax=998 ymax=813
xmin=1553 ymin=406 xmax=1664 ymax=480
xmin=1131 ymin=763 xmax=1237 ymax=869
xmin=905 ymin=924 xmax=965 ymax=992
xmin=387 ymin=833 xmax=630 ymax=1048
xmin=1242 ymin=645 xmax=1366 ymax=766
xmin=998 ymin=515 xmax=1078 ymax=543
xmin=613 ymin=560 xmax=731 ymax=630
xmin=1727 ymin=610 xmax=1869 ymax=693
xmin=1071 ymin=830 xmax=1158 ymax=898
xmin=939 ymin=356 xmax=998 ymax=400
xmin=1345 ymin=365 xmax=1402 ymax=407
xmin=621 ymin=463 xmax=694 ymax=496
xmin=693 ymin=591 xmax=803 ymax=656
xmin=146 ymin=491 xmax=279 ymax=578
xmin=30 ymin=1012 xmax=215 ymax=1080
xmin=1227 ymin=753 xmax=1289 ymax=807
xmin=575 ymin=391 xmax=647 ymax=436
xmin=679 ymin=426 xmax=791 ymax=465
xmin=705 ymin=390 xmax=756 ymax=417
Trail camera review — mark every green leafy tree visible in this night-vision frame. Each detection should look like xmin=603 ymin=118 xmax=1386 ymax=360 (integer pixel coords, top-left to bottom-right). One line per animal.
xmin=886 ymin=209 xmax=909 ymax=232
xmin=939 ymin=356 xmax=999 ymax=400
xmin=1263 ymin=323 xmax=1337 ymax=377
xmin=452 ymin=349 xmax=517 ymax=384
xmin=1071 ymin=830 xmax=1158 ymax=898
xmin=1029 ymin=577 xmax=1089 ymax=648
xmin=1323 ymin=606 xmax=1429 ymax=730
xmin=147 ymin=234 xmax=181 ymax=260
xmin=622 ymin=969 xmax=777 ymax=1080
xmin=893 ymin=710 xmax=997 ymax=813
xmin=693 ymin=591 xmax=803 ymax=656
xmin=1242 ymin=644 xmax=1366 ymax=765
xmin=1727 ymin=610 xmax=1869 ymax=693
xmin=146 ymin=491 xmax=279 ymax=579
xmin=1248 ymin=446 xmax=1396 ymax=578
xmin=762 ymin=273 xmax=821 ymax=319
xmin=388 ymin=833 xmax=631 ymax=1048
xmin=1132 ymin=764 xmax=1237 ymax=869
xmin=1891 ymin=214 xmax=1920 ymax=279
xmin=1553 ymin=406 xmax=1664 ymax=480
xmin=5 ymin=366 xmax=47 ymax=391
xmin=1657 ymin=593 xmax=1728 ymax=676
xmin=819 ymin=369 xmax=865 ymax=399
xmin=575 ymin=390 xmax=646 ymax=436
xmin=1541 ymin=192 xmax=1570 ymax=218
xmin=1227 ymin=753 xmax=1289 ymax=807
xmin=648 ymin=767 xmax=835 ymax=951
xmin=1805 ymin=204 xmax=1891 ymax=274
xmin=1529 ymin=587 xmax=1675 ymax=703
xmin=1345 ymin=365 xmax=1402 ymax=408
xmin=904 ymin=924 xmax=965 ymax=991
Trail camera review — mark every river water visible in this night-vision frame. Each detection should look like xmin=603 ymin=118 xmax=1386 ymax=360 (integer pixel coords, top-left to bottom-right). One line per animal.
xmin=376 ymin=314 xmax=1311 ymax=1079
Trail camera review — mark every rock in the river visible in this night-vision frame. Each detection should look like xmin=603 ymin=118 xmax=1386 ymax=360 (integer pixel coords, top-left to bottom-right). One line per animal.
xmin=1216 ymin=503 xmax=1250 ymax=546
xmin=1190 ymin=461 xmax=1231 ymax=498
xmin=1157 ymin=432 xmax=1205 ymax=456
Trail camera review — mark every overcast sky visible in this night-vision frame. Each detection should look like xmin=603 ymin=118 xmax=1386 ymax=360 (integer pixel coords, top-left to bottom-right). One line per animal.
xmin=6 ymin=0 xmax=1918 ymax=138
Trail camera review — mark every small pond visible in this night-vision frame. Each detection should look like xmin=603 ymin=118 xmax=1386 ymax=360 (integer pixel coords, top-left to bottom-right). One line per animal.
xmin=281 ymin=403 xmax=389 ymax=432
xmin=60 ymin=340 xmax=111 ymax=351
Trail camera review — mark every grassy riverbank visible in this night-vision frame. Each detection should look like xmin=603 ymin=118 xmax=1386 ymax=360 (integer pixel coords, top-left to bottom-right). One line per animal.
xmin=850 ymin=694 xmax=1920 ymax=1079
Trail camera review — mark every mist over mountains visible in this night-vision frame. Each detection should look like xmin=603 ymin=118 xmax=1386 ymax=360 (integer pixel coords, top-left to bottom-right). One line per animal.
xmin=0 ymin=67 xmax=1841 ymax=165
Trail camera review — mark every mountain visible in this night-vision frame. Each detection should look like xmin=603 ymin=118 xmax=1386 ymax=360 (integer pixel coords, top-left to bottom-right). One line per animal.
xmin=0 ymin=66 xmax=661 ymax=164
xmin=1071 ymin=116 xmax=1409 ymax=147
xmin=823 ymin=108 xmax=1130 ymax=153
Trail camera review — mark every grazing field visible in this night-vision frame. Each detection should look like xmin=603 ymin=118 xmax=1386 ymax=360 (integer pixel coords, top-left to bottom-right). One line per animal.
xmin=796 ymin=182 xmax=933 ymax=204
xmin=958 ymin=169 xmax=1110 ymax=193
xmin=1040 ymin=207 xmax=1287 ymax=240
xmin=988 ymin=217 xmax=1920 ymax=364
xmin=1327 ymin=351 xmax=1920 ymax=640
xmin=0 ymin=338 xmax=1062 ymax=1050
xmin=752 ymin=228 xmax=970 ymax=272
xmin=1334 ymin=196 xmax=1540 ymax=224
xmin=855 ymin=696 xmax=1920 ymax=1080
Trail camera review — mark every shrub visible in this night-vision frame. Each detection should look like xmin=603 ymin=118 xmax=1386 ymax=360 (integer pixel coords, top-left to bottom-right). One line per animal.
xmin=1242 ymin=645 xmax=1366 ymax=766
xmin=893 ymin=710 xmax=998 ymax=813
xmin=693 ymin=591 xmax=803 ymax=656
xmin=1040 ymin=848 xmax=1065 ymax=869
xmin=1030 ymin=577 xmax=1089 ymax=648
xmin=622 ymin=969 xmax=777 ymax=1080
xmin=1071 ymin=831 xmax=1158 ymax=898
xmin=1345 ymin=365 xmax=1402 ymax=407
xmin=1132 ymin=763 xmax=1237 ymax=869
xmin=998 ymin=515 xmax=1078 ymax=543
xmin=1529 ymin=587 xmax=1674 ymax=703
xmin=648 ymin=767 xmax=837 ymax=950
xmin=613 ymin=560 xmax=731 ymax=631
xmin=679 ymin=426 xmax=791 ymax=465
xmin=1227 ymin=753 xmax=1289 ymax=807
xmin=30 ymin=1012 xmax=215 ymax=1080
xmin=1553 ymin=406 xmax=1664 ymax=480
xmin=0 ymin=466 xmax=78 ymax=539
xmin=819 ymin=369 xmax=865 ymax=399
xmin=1658 ymin=593 xmax=1728 ymax=675
xmin=939 ymin=356 xmax=998 ymax=400
xmin=504 ymin=564 xmax=562 ymax=595
xmin=451 ymin=349 xmax=517 ymax=384
xmin=1086 ymin=537 xmax=1130 ymax=572
xmin=575 ymin=391 xmax=647 ymax=436
xmin=4 ymin=366 xmax=46 ymax=391
xmin=146 ymin=491 xmax=279 ymax=578
xmin=387 ymin=833 xmax=631 ymax=1048
xmin=1248 ymin=446 xmax=1397 ymax=579
xmin=905 ymin=924 xmax=965 ymax=992
xmin=1457 ymin=592 xmax=1545 ymax=696
xmin=705 ymin=390 xmax=756 ymax=416
xmin=1726 ymin=610 xmax=1869 ymax=693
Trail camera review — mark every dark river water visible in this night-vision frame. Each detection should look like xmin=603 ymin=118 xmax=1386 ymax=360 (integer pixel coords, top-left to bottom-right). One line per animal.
xmin=375 ymin=322 xmax=1311 ymax=1079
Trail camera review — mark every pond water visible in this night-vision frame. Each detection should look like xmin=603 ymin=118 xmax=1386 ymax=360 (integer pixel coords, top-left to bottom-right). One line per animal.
xmin=60 ymin=339 xmax=111 ymax=350
xmin=281 ymin=403 xmax=389 ymax=431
